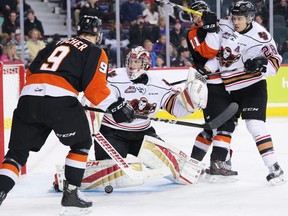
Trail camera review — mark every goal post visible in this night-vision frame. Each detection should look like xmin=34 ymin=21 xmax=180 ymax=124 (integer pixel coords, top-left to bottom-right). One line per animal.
xmin=0 ymin=61 xmax=26 ymax=174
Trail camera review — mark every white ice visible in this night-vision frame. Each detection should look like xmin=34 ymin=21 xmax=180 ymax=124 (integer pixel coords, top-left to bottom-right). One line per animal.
xmin=1 ymin=117 xmax=288 ymax=216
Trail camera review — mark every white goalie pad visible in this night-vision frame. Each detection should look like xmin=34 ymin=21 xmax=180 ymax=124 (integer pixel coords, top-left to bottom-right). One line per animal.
xmin=81 ymin=96 xmax=103 ymax=134
xmin=178 ymin=67 xmax=208 ymax=112
xmin=138 ymin=135 xmax=204 ymax=184
xmin=55 ymin=157 xmax=144 ymax=191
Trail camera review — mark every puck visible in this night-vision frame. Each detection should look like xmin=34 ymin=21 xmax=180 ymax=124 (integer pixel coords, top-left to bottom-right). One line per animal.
xmin=104 ymin=185 xmax=113 ymax=194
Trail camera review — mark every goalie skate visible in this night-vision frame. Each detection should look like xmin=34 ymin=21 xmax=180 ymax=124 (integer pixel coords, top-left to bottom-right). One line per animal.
xmin=205 ymin=160 xmax=239 ymax=183
xmin=266 ymin=162 xmax=286 ymax=186
xmin=60 ymin=180 xmax=92 ymax=216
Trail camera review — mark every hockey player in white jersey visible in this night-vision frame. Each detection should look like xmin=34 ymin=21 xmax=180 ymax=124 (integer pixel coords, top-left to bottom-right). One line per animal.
xmin=54 ymin=46 xmax=208 ymax=191
xmin=205 ymin=1 xmax=286 ymax=185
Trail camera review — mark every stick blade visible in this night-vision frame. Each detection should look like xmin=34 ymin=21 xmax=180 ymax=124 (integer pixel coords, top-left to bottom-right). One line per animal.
xmin=206 ymin=102 xmax=239 ymax=129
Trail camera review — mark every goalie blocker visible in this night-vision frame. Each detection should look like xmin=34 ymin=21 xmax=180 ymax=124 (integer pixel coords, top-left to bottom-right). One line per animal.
xmin=53 ymin=136 xmax=204 ymax=191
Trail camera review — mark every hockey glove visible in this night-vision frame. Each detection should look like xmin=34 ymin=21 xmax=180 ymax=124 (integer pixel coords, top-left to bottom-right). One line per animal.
xmin=244 ymin=57 xmax=268 ymax=74
xmin=108 ymin=97 xmax=135 ymax=123
xmin=196 ymin=64 xmax=210 ymax=76
xmin=201 ymin=11 xmax=218 ymax=33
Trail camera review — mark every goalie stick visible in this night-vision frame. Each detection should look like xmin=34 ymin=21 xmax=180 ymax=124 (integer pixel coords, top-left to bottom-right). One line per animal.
xmin=84 ymin=102 xmax=238 ymax=130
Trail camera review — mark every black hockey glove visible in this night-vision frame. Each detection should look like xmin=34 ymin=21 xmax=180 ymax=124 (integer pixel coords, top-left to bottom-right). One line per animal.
xmin=108 ymin=97 xmax=134 ymax=123
xmin=201 ymin=11 xmax=217 ymax=33
xmin=244 ymin=57 xmax=268 ymax=74
xmin=196 ymin=64 xmax=210 ymax=76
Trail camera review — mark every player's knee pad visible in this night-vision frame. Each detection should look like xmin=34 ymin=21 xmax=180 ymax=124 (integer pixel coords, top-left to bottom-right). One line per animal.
xmin=245 ymin=119 xmax=268 ymax=139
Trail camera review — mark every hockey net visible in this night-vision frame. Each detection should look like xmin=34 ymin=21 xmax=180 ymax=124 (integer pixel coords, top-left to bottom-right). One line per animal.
xmin=0 ymin=61 xmax=26 ymax=174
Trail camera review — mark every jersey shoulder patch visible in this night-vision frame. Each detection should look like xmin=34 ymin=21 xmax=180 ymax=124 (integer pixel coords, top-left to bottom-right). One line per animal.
xmin=107 ymin=68 xmax=130 ymax=83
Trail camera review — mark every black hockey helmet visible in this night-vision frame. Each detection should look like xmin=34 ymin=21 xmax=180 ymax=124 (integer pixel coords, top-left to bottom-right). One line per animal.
xmin=231 ymin=1 xmax=256 ymax=23
xmin=190 ymin=1 xmax=210 ymax=12
xmin=77 ymin=15 xmax=102 ymax=38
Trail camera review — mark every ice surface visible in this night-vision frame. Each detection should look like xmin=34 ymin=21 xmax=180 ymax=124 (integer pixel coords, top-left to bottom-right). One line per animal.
xmin=1 ymin=118 xmax=288 ymax=216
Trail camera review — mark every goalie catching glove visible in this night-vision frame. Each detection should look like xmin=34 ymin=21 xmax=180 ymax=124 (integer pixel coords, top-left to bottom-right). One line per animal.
xmin=107 ymin=97 xmax=135 ymax=123
xmin=178 ymin=67 xmax=208 ymax=112
xmin=244 ymin=57 xmax=268 ymax=74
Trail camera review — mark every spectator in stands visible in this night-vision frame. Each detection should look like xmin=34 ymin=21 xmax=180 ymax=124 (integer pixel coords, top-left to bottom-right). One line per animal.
xmin=26 ymin=28 xmax=45 ymax=62
xmin=274 ymin=0 xmax=288 ymax=23
xmin=120 ymin=0 xmax=143 ymax=24
xmin=255 ymin=0 xmax=268 ymax=18
xmin=143 ymin=39 xmax=157 ymax=67
xmin=152 ymin=34 xmax=166 ymax=55
xmin=178 ymin=1 xmax=193 ymax=25
xmin=176 ymin=46 xmax=193 ymax=67
xmin=24 ymin=9 xmax=44 ymax=38
xmin=15 ymin=0 xmax=31 ymax=20
xmin=150 ymin=15 xmax=166 ymax=43
xmin=157 ymin=2 xmax=175 ymax=22
xmin=8 ymin=28 xmax=31 ymax=67
xmin=142 ymin=1 xmax=159 ymax=26
xmin=73 ymin=0 xmax=86 ymax=26
xmin=179 ymin=36 xmax=188 ymax=49
xmin=158 ymin=42 xmax=178 ymax=67
xmin=0 ymin=0 xmax=16 ymax=19
xmin=2 ymin=10 xmax=18 ymax=35
xmin=255 ymin=13 xmax=267 ymax=29
xmin=170 ymin=19 xmax=186 ymax=49
xmin=155 ymin=55 xmax=165 ymax=68
xmin=129 ymin=14 xmax=152 ymax=48
xmin=280 ymin=36 xmax=288 ymax=55
xmin=0 ymin=43 xmax=20 ymax=61
xmin=79 ymin=0 xmax=104 ymax=21
xmin=105 ymin=22 xmax=130 ymax=67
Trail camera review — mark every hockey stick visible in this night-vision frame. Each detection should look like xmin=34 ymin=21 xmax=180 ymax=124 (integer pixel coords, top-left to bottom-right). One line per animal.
xmin=156 ymin=0 xmax=202 ymax=16
xmin=169 ymin=68 xmax=241 ymax=86
xmin=93 ymin=132 xmax=170 ymax=179
xmin=83 ymin=102 xmax=238 ymax=130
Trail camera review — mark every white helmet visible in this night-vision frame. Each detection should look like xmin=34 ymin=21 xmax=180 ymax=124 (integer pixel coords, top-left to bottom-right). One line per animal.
xmin=126 ymin=46 xmax=151 ymax=80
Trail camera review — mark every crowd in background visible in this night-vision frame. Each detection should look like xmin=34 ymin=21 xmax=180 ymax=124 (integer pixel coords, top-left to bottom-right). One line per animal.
xmin=0 ymin=0 xmax=288 ymax=68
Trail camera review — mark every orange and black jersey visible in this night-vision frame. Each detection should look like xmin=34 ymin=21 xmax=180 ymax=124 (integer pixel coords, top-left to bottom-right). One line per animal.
xmin=23 ymin=36 xmax=115 ymax=108
xmin=186 ymin=25 xmax=219 ymax=66
xmin=186 ymin=25 xmax=221 ymax=83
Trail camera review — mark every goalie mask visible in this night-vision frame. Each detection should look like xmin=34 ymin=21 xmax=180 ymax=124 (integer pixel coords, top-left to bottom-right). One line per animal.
xmin=126 ymin=46 xmax=152 ymax=81
xmin=231 ymin=1 xmax=256 ymax=24
xmin=77 ymin=15 xmax=103 ymax=45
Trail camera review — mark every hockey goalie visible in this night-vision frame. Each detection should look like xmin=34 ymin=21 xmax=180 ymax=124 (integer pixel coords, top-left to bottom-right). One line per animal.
xmin=53 ymin=58 xmax=207 ymax=191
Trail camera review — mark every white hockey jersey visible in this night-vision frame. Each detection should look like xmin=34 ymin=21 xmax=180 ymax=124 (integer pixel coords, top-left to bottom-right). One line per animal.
xmin=101 ymin=68 xmax=192 ymax=131
xmin=206 ymin=18 xmax=282 ymax=91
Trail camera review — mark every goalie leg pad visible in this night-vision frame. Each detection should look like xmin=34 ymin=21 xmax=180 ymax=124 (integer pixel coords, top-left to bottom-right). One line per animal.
xmin=54 ymin=158 xmax=144 ymax=191
xmin=138 ymin=135 xmax=204 ymax=184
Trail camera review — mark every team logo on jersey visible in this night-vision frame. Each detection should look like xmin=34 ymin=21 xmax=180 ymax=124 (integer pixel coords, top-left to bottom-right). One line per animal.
xmin=124 ymin=86 xmax=137 ymax=93
xmin=136 ymin=87 xmax=146 ymax=94
xmin=129 ymin=97 xmax=156 ymax=115
xmin=220 ymin=47 xmax=241 ymax=67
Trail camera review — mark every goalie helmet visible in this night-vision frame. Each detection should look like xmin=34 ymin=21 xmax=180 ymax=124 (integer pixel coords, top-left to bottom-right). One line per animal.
xmin=231 ymin=1 xmax=256 ymax=23
xmin=190 ymin=1 xmax=210 ymax=12
xmin=126 ymin=46 xmax=151 ymax=81
xmin=77 ymin=15 xmax=103 ymax=44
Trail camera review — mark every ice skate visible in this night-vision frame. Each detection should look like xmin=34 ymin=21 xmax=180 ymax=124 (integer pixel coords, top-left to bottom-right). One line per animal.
xmin=59 ymin=180 xmax=92 ymax=216
xmin=0 ymin=191 xmax=7 ymax=206
xmin=266 ymin=162 xmax=286 ymax=186
xmin=205 ymin=160 xmax=239 ymax=183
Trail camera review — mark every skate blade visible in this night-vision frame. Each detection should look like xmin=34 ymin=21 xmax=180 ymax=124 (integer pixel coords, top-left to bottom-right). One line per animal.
xmin=59 ymin=206 xmax=92 ymax=216
xmin=269 ymin=176 xmax=287 ymax=186
xmin=205 ymin=174 xmax=239 ymax=183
